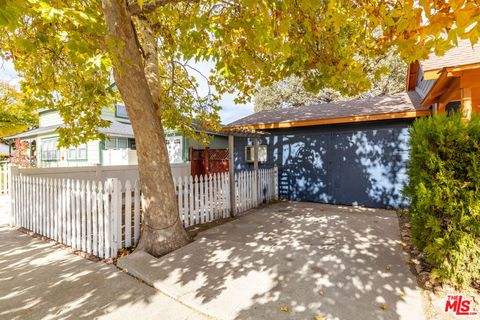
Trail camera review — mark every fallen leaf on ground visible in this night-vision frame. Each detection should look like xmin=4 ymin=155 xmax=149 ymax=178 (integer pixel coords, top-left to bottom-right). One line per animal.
xmin=380 ymin=303 xmax=388 ymax=310
xmin=315 ymin=315 xmax=326 ymax=320
xmin=280 ymin=306 xmax=289 ymax=312
xmin=399 ymin=291 xmax=405 ymax=297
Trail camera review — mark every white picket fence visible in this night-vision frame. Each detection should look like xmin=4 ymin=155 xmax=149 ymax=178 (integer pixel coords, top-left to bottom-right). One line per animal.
xmin=234 ymin=168 xmax=278 ymax=213
xmin=10 ymin=167 xmax=278 ymax=259
xmin=174 ymin=172 xmax=231 ymax=227
xmin=173 ymin=168 xmax=278 ymax=226
xmin=10 ymin=175 xmax=136 ymax=259
xmin=0 ymin=164 xmax=10 ymax=194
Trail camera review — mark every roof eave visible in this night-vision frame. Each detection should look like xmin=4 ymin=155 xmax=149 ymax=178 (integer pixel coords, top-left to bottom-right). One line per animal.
xmin=225 ymin=110 xmax=431 ymax=131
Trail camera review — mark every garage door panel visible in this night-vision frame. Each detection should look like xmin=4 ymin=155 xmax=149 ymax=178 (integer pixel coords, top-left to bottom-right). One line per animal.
xmin=279 ymin=133 xmax=333 ymax=203
xmin=331 ymin=128 xmax=408 ymax=208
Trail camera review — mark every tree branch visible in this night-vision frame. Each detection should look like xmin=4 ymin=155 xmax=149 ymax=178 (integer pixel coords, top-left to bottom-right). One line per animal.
xmin=128 ymin=0 xmax=195 ymax=15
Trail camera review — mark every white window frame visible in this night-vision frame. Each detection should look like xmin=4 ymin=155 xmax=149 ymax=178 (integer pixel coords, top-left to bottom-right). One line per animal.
xmin=67 ymin=144 xmax=87 ymax=160
xmin=105 ymin=137 xmax=129 ymax=150
xmin=41 ymin=138 xmax=60 ymax=161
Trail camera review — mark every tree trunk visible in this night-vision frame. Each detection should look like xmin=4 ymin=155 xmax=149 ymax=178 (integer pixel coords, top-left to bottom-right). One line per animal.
xmin=136 ymin=18 xmax=163 ymax=110
xmin=102 ymin=0 xmax=190 ymax=257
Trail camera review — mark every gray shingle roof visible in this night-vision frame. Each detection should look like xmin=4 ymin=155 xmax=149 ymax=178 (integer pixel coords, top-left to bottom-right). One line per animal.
xmin=99 ymin=121 xmax=133 ymax=137
xmin=226 ymin=91 xmax=426 ymax=128
xmin=420 ymin=39 xmax=480 ymax=71
xmin=5 ymin=125 xmax=61 ymax=139
xmin=6 ymin=121 xmax=134 ymax=139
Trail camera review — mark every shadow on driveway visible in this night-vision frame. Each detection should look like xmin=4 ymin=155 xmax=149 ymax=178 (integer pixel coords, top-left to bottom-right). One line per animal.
xmin=119 ymin=201 xmax=425 ymax=320
xmin=0 ymin=223 xmax=207 ymax=320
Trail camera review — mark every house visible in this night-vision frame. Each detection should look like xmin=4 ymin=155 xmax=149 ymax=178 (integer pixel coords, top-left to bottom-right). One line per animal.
xmin=224 ymin=40 xmax=480 ymax=209
xmin=407 ymin=39 xmax=480 ymax=116
xmin=6 ymin=106 xmax=136 ymax=167
xmin=7 ymin=105 xmax=229 ymax=174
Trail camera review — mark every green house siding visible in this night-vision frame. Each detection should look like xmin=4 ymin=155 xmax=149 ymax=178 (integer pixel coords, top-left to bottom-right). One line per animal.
xmin=184 ymin=135 xmax=228 ymax=161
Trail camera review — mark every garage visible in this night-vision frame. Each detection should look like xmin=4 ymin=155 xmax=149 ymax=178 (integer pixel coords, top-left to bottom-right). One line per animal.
xmin=226 ymin=91 xmax=431 ymax=209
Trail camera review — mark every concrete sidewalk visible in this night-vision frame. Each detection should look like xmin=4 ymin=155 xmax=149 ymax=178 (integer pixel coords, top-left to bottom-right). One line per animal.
xmin=0 ymin=204 xmax=210 ymax=320
xmin=119 ymin=202 xmax=426 ymax=320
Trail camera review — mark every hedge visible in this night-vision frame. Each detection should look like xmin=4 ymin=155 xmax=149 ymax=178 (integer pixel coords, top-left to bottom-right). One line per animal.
xmin=404 ymin=113 xmax=480 ymax=288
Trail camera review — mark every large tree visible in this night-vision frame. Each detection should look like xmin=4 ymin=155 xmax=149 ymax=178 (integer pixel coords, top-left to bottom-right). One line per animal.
xmin=0 ymin=81 xmax=38 ymax=137
xmin=254 ymin=76 xmax=343 ymax=112
xmin=0 ymin=0 xmax=478 ymax=256
xmin=254 ymin=51 xmax=407 ymax=112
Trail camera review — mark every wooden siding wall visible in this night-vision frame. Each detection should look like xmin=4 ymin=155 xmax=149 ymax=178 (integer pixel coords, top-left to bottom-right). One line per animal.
xmin=39 ymin=111 xmax=64 ymax=127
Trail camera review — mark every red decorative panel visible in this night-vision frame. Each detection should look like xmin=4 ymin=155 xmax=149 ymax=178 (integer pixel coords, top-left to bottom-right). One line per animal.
xmin=191 ymin=148 xmax=229 ymax=177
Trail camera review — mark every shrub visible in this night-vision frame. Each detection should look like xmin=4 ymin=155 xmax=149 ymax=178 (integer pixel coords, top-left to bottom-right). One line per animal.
xmin=404 ymin=113 xmax=480 ymax=288
xmin=9 ymin=138 xmax=33 ymax=167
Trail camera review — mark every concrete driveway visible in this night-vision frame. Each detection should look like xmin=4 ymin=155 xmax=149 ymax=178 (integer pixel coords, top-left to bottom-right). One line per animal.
xmin=119 ymin=201 xmax=425 ymax=320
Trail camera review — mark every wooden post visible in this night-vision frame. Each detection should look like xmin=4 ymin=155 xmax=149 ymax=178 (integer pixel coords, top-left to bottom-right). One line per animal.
xmin=253 ymin=137 xmax=259 ymax=171
xmin=228 ymin=135 xmax=235 ymax=216
xmin=253 ymin=137 xmax=259 ymax=205
xmin=204 ymin=146 xmax=209 ymax=175
xmin=461 ymin=87 xmax=473 ymax=121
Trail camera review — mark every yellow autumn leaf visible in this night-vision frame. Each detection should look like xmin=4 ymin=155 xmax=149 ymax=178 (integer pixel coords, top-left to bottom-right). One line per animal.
xmin=380 ymin=303 xmax=388 ymax=310
xmin=280 ymin=306 xmax=289 ymax=312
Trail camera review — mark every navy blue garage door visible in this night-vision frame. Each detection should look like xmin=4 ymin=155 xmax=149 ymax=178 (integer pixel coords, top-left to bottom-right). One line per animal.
xmin=235 ymin=120 xmax=411 ymax=209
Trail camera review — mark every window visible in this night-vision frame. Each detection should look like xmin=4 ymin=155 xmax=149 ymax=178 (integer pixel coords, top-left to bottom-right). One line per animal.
xmin=115 ymin=105 xmax=129 ymax=119
xmin=245 ymin=145 xmax=268 ymax=163
xmin=117 ymin=138 xmax=128 ymax=149
xmin=67 ymin=144 xmax=87 ymax=160
xmin=446 ymin=101 xmax=461 ymax=116
xmin=128 ymin=138 xmax=136 ymax=150
xmin=41 ymin=139 xmax=59 ymax=161
xmin=166 ymin=137 xmax=182 ymax=163
xmin=105 ymin=137 xmax=129 ymax=149
xmin=105 ymin=138 xmax=116 ymax=150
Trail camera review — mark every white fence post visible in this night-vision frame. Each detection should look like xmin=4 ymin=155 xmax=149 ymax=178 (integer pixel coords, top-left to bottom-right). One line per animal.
xmin=273 ymin=166 xmax=278 ymax=200
xmin=133 ymin=180 xmax=140 ymax=246
xmin=8 ymin=166 xmax=15 ymax=227
xmin=107 ymin=178 xmax=121 ymax=258
xmin=125 ymin=180 xmax=132 ymax=248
